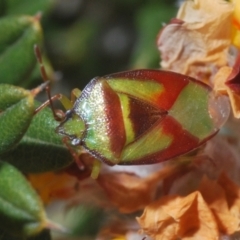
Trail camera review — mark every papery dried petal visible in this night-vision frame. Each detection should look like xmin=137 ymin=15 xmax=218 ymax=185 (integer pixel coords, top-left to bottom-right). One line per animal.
xmin=226 ymin=89 xmax=240 ymax=118
xmin=157 ymin=0 xmax=233 ymax=82
xmin=200 ymin=136 xmax=240 ymax=183
xmin=98 ymin=172 xmax=156 ymax=213
xmin=65 ymin=178 xmax=108 ymax=210
xmin=217 ymin=173 xmax=240 ymax=216
xmin=213 ymin=66 xmax=233 ymax=94
xmin=166 ymin=168 xmax=203 ymax=196
xmin=97 ymin=219 xmax=147 ymax=240
xmin=199 ymin=175 xmax=240 ymax=234
xmin=213 ymin=64 xmax=240 ymax=118
xmin=28 ymin=171 xmax=79 ymax=204
xmin=97 ymin=163 xmax=184 ymax=213
xmin=164 ymin=136 xmax=240 ymax=195
xmin=137 ymin=191 xmax=218 ymax=240
xmin=226 ymin=54 xmax=240 ymax=92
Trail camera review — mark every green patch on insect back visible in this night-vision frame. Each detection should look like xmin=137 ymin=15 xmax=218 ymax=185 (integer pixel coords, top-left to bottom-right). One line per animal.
xmin=121 ymin=122 xmax=172 ymax=162
xmin=169 ymin=82 xmax=214 ymax=140
xmin=107 ymin=78 xmax=164 ymax=105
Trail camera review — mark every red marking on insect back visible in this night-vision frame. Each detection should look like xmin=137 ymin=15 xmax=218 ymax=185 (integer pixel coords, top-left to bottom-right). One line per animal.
xmin=107 ymin=70 xmax=192 ymax=110
xmin=159 ymin=115 xmax=199 ymax=159
xmin=102 ymin=81 xmax=126 ymax=158
xmin=120 ymin=115 xmax=199 ymax=165
xmin=153 ymin=73 xmax=188 ymax=110
xmin=129 ymin=97 xmax=167 ymax=139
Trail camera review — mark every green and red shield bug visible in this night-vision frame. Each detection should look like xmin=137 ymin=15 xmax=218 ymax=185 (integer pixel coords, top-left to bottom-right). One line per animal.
xmin=35 ymin=46 xmax=230 ymax=178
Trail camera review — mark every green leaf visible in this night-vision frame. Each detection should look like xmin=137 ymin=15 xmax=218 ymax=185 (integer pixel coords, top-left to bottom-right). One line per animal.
xmin=1 ymin=102 xmax=73 ymax=173
xmin=26 ymin=102 xmax=64 ymax=145
xmin=0 ymin=84 xmax=30 ymax=110
xmin=68 ymin=205 xmax=103 ymax=236
xmin=0 ymin=0 xmax=6 ymax=16
xmin=0 ymin=15 xmax=43 ymax=85
xmin=26 ymin=229 xmax=51 ymax=240
xmin=0 ymin=229 xmax=51 ymax=240
xmin=21 ymin=53 xmax=55 ymax=89
xmin=6 ymin=0 xmax=54 ymax=16
xmin=47 ymin=20 xmax=98 ymax=69
xmin=130 ymin=2 xmax=177 ymax=68
xmin=0 ymin=93 xmax=35 ymax=154
xmin=0 ymin=161 xmax=47 ymax=237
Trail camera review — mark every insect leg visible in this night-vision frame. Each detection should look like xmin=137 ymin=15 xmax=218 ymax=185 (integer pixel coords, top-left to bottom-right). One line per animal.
xmin=34 ymin=93 xmax=66 ymax=121
xmin=62 ymin=137 xmax=102 ymax=179
xmin=34 ymin=45 xmax=82 ymax=120
xmin=71 ymin=88 xmax=81 ymax=102
xmin=62 ymin=137 xmax=85 ymax=170
xmin=91 ymin=159 xmax=102 ymax=179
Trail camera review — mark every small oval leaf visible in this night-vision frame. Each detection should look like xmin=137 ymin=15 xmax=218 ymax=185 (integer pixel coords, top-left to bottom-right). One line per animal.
xmin=0 ymin=84 xmax=30 ymax=110
xmin=0 ymin=161 xmax=46 ymax=236
xmin=0 ymin=94 xmax=35 ymax=154
xmin=0 ymin=15 xmax=43 ymax=85
xmin=0 ymin=102 xmax=73 ymax=173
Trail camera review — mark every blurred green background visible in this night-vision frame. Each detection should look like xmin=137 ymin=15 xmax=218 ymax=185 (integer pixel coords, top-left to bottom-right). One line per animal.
xmin=0 ymin=0 xmax=177 ymax=93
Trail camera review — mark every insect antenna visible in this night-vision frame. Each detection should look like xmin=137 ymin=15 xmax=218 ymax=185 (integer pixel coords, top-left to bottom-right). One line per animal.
xmin=34 ymin=45 xmax=64 ymax=121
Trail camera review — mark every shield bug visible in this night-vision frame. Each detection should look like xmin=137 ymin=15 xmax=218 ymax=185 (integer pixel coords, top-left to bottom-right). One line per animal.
xmin=35 ymin=46 xmax=230 ymax=177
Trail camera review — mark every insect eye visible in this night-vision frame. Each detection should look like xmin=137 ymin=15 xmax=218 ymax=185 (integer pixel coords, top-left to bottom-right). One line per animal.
xmin=71 ymin=138 xmax=81 ymax=146
xmin=65 ymin=110 xmax=73 ymax=120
